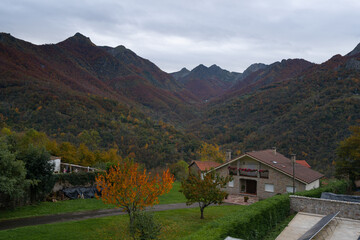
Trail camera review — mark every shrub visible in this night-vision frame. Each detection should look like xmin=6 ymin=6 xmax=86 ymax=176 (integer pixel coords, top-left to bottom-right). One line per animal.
xmin=296 ymin=179 xmax=350 ymax=198
xmin=132 ymin=211 xmax=162 ymax=240
xmin=53 ymin=172 xmax=100 ymax=186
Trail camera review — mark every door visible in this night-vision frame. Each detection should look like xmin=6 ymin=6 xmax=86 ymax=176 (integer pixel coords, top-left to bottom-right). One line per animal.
xmin=246 ymin=180 xmax=257 ymax=195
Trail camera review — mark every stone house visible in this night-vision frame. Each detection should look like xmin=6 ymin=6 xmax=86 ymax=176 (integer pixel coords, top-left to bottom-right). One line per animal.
xmin=188 ymin=160 xmax=221 ymax=179
xmin=210 ymin=149 xmax=324 ymax=199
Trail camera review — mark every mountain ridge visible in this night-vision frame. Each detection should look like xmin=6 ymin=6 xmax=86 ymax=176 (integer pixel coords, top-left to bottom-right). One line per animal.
xmin=1 ymin=32 xmax=359 ymax=174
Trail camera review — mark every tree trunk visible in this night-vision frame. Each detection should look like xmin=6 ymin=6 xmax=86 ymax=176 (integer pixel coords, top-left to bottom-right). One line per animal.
xmin=200 ymin=207 xmax=204 ymax=219
xmin=128 ymin=210 xmax=136 ymax=238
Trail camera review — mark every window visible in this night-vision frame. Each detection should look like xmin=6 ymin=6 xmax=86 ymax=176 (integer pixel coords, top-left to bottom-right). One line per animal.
xmin=228 ymin=180 xmax=234 ymax=187
xmin=286 ymin=186 xmax=296 ymax=193
xmin=265 ymin=184 xmax=274 ymax=192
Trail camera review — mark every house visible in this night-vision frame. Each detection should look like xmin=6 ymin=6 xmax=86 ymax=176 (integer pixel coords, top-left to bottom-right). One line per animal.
xmin=296 ymin=160 xmax=311 ymax=168
xmin=49 ymin=156 xmax=61 ymax=173
xmin=188 ymin=160 xmax=221 ymax=178
xmin=210 ymin=148 xmax=324 ymax=199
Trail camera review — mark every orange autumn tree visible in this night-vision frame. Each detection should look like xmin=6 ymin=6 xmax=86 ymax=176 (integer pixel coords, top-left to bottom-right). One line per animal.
xmin=95 ymin=160 xmax=174 ymax=230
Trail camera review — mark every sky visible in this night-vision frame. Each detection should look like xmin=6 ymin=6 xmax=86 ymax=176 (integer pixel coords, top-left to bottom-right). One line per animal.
xmin=1 ymin=0 xmax=360 ymax=73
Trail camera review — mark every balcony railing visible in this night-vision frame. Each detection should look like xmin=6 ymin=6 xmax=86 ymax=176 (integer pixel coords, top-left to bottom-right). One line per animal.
xmin=259 ymin=170 xmax=269 ymax=179
xmin=228 ymin=167 xmax=269 ymax=178
xmin=239 ymin=168 xmax=258 ymax=177
xmin=228 ymin=166 xmax=238 ymax=175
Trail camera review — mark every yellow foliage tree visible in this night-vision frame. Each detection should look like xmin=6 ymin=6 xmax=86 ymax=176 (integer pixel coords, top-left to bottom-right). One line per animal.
xmin=197 ymin=142 xmax=225 ymax=163
xmin=95 ymin=161 xmax=174 ymax=231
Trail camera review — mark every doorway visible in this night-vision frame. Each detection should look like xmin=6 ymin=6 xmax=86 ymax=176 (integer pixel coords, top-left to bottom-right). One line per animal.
xmin=240 ymin=179 xmax=257 ymax=195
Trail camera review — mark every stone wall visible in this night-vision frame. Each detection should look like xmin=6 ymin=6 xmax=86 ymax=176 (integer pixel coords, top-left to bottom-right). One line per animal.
xmin=290 ymin=195 xmax=360 ymax=220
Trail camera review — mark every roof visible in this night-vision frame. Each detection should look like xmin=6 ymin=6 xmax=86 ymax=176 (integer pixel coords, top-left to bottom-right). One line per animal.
xmin=50 ymin=156 xmax=61 ymax=160
xmin=296 ymin=160 xmax=311 ymax=168
xmin=189 ymin=160 xmax=221 ymax=172
xmin=212 ymin=149 xmax=324 ymax=184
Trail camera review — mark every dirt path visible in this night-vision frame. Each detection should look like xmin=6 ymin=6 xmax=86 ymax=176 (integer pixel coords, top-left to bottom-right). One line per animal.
xmin=0 ymin=203 xmax=200 ymax=231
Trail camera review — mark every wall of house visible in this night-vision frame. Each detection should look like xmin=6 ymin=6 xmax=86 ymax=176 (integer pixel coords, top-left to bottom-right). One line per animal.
xmin=216 ymin=156 xmax=306 ymax=199
xmin=257 ymin=165 xmax=305 ymax=199
xmin=189 ymin=164 xmax=201 ymax=175
xmin=305 ymin=179 xmax=320 ymax=190
xmin=290 ymin=195 xmax=360 ymax=220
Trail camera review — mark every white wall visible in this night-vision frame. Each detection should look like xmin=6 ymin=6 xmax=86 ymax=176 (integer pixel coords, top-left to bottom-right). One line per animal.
xmin=305 ymin=179 xmax=320 ymax=190
xmin=49 ymin=158 xmax=61 ymax=173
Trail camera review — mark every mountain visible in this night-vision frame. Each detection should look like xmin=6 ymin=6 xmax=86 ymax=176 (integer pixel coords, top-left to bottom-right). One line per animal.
xmin=228 ymin=59 xmax=314 ymax=96
xmin=346 ymin=42 xmax=360 ymax=57
xmin=238 ymin=63 xmax=267 ymax=80
xmin=188 ymin=49 xmax=360 ymax=176
xmin=0 ymin=32 xmax=202 ymax=168
xmin=171 ymin=67 xmax=190 ymax=81
xmin=0 ymin=32 xmax=199 ymax=123
xmin=1 ymin=32 xmax=359 ymax=175
xmin=171 ymin=64 xmax=241 ymax=101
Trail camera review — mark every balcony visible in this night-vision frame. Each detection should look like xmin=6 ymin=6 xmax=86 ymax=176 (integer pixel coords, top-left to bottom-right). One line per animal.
xmin=239 ymin=168 xmax=258 ymax=177
xmin=228 ymin=166 xmax=238 ymax=175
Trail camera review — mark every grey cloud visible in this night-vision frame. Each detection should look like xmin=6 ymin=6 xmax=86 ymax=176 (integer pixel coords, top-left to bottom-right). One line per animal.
xmin=1 ymin=0 xmax=359 ymax=72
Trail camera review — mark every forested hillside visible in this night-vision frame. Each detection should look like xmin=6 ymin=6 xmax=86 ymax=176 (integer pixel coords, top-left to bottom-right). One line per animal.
xmin=189 ymin=52 xmax=360 ymax=175
xmin=0 ymin=33 xmax=201 ymax=168
xmin=1 ymin=32 xmax=359 ymax=175
xmin=172 ymin=64 xmax=241 ymax=101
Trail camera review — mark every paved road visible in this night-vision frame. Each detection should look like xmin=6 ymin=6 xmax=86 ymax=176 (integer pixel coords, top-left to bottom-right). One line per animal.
xmin=0 ymin=203 xmax=199 ymax=231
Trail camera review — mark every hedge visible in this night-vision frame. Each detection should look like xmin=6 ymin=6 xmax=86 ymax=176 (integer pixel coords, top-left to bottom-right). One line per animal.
xmin=53 ymin=172 xmax=102 ymax=186
xmin=295 ymin=179 xmax=350 ymax=198
xmin=184 ymin=194 xmax=290 ymax=240
xmin=184 ymin=179 xmax=350 ymax=240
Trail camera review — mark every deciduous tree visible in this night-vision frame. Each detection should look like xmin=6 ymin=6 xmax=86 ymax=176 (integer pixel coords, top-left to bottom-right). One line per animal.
xmin=180 ymin=171 xmax=231 ymax=219
xmin=0 ymin=140 xmax=30 ymax=208
xmin=95 ymin=160 xmax=174 ymax=234
xmin=197 ymin=143 xmax=225 ymax=163
xmin=335 ymin=126 xmax=360 ymax=184
xmin=17 ymin=145 xmax=54 ymax=202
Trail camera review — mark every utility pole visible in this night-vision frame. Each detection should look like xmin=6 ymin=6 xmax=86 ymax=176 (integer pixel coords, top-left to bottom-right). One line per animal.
xmin=291 ymin=154 xmax=296 ymax=194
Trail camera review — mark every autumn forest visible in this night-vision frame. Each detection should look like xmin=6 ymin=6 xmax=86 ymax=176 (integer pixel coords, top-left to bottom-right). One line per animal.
xmin=0 ymin=32 xmax=359 ymax=176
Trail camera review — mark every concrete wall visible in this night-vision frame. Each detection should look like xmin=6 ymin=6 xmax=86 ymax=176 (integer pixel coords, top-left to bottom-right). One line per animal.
xmin=290 ymin=195 xmax=360 ymax=220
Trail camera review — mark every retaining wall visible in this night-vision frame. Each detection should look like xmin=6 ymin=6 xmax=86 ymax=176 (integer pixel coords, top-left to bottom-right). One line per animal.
xmin=290 ymin=195 xmax=360 ymax=220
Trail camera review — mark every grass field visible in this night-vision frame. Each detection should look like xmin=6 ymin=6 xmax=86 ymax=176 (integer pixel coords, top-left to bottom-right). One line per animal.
xmin=0 ymin=205 xmax=245 ymax=240
xmin=0 ymin=181 xmax=186 ymax=220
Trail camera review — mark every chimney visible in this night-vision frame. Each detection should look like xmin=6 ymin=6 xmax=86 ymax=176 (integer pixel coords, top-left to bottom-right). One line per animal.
xmin=226 ymin=149 xmax=232 ymax=162
xmin=272 ymin=147 xmax=277 ymax=155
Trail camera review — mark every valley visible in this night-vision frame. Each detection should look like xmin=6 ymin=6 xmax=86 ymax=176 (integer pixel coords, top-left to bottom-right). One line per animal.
xmin=1 ymin=32 xmax=359 ymax=175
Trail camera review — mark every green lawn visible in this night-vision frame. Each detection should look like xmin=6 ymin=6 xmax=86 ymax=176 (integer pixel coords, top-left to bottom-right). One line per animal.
xmin=0 ymin=205 xmax=245 ymax=240
xmin=0 ymin=182 xmax=185 ymax=220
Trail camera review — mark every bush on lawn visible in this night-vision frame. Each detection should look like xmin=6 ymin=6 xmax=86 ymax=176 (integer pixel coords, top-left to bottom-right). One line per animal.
xmin=132 ymin=211 xmax=162 ymax=240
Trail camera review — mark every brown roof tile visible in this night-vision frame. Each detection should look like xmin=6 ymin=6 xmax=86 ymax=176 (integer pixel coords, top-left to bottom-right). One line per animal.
xmin=246 ymin=150 xmax=323 ymax=184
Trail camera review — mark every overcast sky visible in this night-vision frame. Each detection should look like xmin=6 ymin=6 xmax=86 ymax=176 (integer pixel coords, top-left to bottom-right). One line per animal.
xmin=1 ymin=0 xmax=360 ymax=72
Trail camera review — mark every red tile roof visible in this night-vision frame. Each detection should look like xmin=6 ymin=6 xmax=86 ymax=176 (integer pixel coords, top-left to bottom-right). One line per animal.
xmin=296 ymin=160 xmax=311 ymax=168
xmin=189 ymin=160 xmax=221 ymax=172
xmin=246 ymin=150 xmax=323 ymax=184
